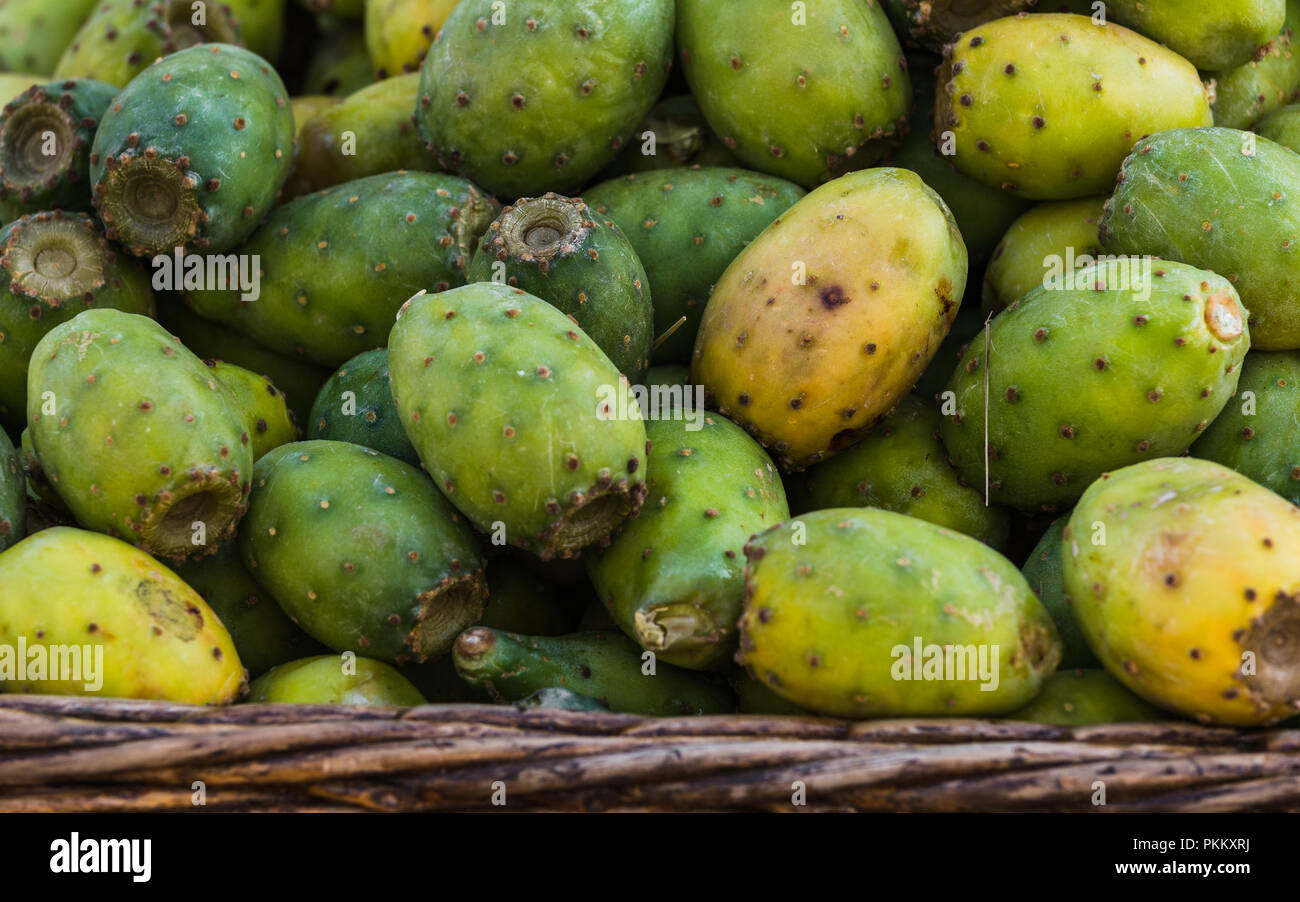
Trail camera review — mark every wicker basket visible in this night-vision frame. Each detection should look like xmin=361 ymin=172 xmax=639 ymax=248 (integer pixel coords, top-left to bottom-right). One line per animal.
xmin=2 ymin=695 xmax=1299 ymax=812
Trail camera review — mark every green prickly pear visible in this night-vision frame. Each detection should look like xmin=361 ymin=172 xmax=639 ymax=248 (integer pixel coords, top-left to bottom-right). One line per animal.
xmin=288 ymin=94 xmax=341 ymax=136
xmin=307 ymin=348 xmax=419 ymax=466
xmin=0 ymin=79 xmax=118 ymax=221
xmin=301 ymin=14 xmax=374 ymax=96
xmin=0 ymin=426 xmax=23 ymax=551
xmin=677 ymin=0 xmax=910 ymax=189
xmin=467 ymin=193 xmax=654 ymax=382
xmin=240 ymin=440 xmax=487 ymax=666
xmin=983 ymin=197 xmax=1107 ymax=314
xmin=1021 ymin=515 xmax=1098 ymax=668
xmin=89 ymin=43 xmax=293 ymax=257
xmin=0 ymin=0 xmax=96 ymax=76
xmin=364 ymin=0 xmax=457 ymax=77
xmin=0 ymin=526 xmax=245 ymax=703
xmin=0 ymin=210 xmax=154 ymax=434
xmin=1106 ymin=0 xmax=1284 ymax=72
xmin=1209 ymin=0 xmax=1300 ymax=129
xmin=601 ymin=95 xmax=739 ymax=176
xmin=1006 ymin=669 xmax=1167 ymax=725
xmin=1100 ymin=127 xmax=1300 ymax=350
xmin=791 ymin=395 xmax=1010 ymax=550
xmin=1255 ymin=102 xmax=1300 ymax=150
xmin=1065 ymin=458 xmax=1300 ymax=726
xmin=223 ymin=0 xmax=287 ymax=64
xmin=692 ymin=167 xmax=967 ymax=472
xmin=941 ymin=260 xmax=1251 ymax=512
xmin=585 ymin=414 xmax=789 ymax=671
xmin=27 ymin=308 xmax=252 ymax=560
xmin=387 ymin=282 xmax=649 ymax=560
xmin=248 ymin=654 xmax=426 ymax=705
xmin=733 ymin=669 xmax=817 ymax=716
xmin=54 ymin=0 xmax=241 ymax=88
xmin=936 ymin=13 xmax=1213 ymax=199
xmin=737 ymin=508 xmax=1061 ymax=718
xmin=1191 ymin=352 xmax=1300 ymax=504
xmin=206 ymin=360 xmax=298 ymax=460
xmin=583 ymin=167 xmax=805 ymax=365
xmin=416 ymin=0 xmax=674 ymax=201
xmin=452 ymin=627 xmax=736 ymax=716
xmin=184 ymin=171 xmax=497 ymax=368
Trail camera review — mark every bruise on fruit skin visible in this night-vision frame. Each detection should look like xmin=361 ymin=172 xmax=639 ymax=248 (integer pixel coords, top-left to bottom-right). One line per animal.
xmin=133 ymin=578 xmax=203 ymax=641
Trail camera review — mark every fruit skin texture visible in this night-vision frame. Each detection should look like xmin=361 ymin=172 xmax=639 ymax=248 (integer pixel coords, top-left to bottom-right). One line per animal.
xmin=1107 ymin=0 xmax=1284 ymax=72
xmin=0 ymin=0 xmax=97 ymax=76
xmin=678 ymin=0 xmax=910 ymax=189
xmin=738 ymin=508 xmax=1061 ymax=718
xmin=1210 ymin=0 xmax=1300 ymax=129
xmin=1064 ymin=458 xmax=1300 ymax=726
xmin=583 ymin=167 xmax=805 ymax=365
xmin=1191 ymin=352 xmax=1300 ymax=504
xmin=184 ymin=171 xmax=497 ymax=368
xmin=0 ymin=527 xmax=245 ymax=703
xmin=27 ymin=309 xmax=252 ymax=560
xmin=240 ymin=441 xmax=487 ymax=666
xmin=452 ymin=627 xmax=737 ymax=716
xmin=388 ymin=283 xmax=649 ymax=560
xmin=0 ymin=79 xmax=119 ymax=221
xmin=0 ymin=426 xmax=24 ymax=551
xmin=882 ymin=1 xmax=1035 ymax=52
xmin=941 ymin=261 xmax=1250 ymax=512
xmin=791 ymin=394 xmax=1010 ymax=550
xmin=983 ymin=197 xmax=1107 ymax=314
xmin=89 ymin=43 xmax=293 ymax=257
xmin=55 ymin=0 xmax=240 ymax=88
xmin=1256 ymin=102 xmax=1300 ymax=151
xmin=467 ymin=193 xmax=654 ymax=382
xmin=936 ymin=14 xmax=1213 ymax=200
xmin=307 ymin=348 xmax=419 ymax=466
xmin=692 ymin=167 xmax=968 ymax=472
xmin=206 ymin=360 xmax=298 ymax=460
xmin=1020 ymin=515 xmax=1098 ymax=669
xmin=0 ymin=211 xmax=155 ymax=434
xmin=586 ymin=415 xmax=789 ymax=671
xmin=416 ymin=0 xmax=674 ymax=201
xmin=1100 ymin=127 xmax=1300 ymax=351
xmin=364 ymin=0 xmax=457 ymax=77
xmin=173 ymin=541 xmax=328 ymax=679
xmin=248 ymin=654 xmax=426 ymax=705
xmin=1006 ymin=669 xmax=1166 ymax=725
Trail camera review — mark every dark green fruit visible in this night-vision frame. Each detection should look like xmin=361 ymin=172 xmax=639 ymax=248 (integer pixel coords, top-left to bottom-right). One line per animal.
xmin=1021 ymin=515 xmax=1099 ymax=669
xmin=1006 ymin=669 xmax=1169 ymax=726
xmin=0 ymin=426 xmax=24 ymax=551
xmin=307 ymin=348 xmax=418 ymax=466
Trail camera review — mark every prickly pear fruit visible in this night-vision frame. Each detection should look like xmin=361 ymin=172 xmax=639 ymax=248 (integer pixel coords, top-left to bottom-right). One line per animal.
xmin=307 ymin=348 xmax=418 ymax=466
xmin=416 ymin=0 xmax=674 ymax=201
xmin=791 ymin=395 xmax=1010 ymax=549
xmin=514 ymin=687 xmax=610 ymax=712
xmin=0 ymin=426 xmax=23 ymax=551
xmin=388 ymin=282 xmax=649 ymax=560
xmin=184 ymin=171 xmax=496 ymax=368
xmin=248 ymin=654 xmax=425 ymax=705
xmin=692 ymin=167 xmax=967 ymax=471
xmin=882 ymin=1 xmax=1035 ymax=52
xmin=283 ymin=73 xmax=433 ymax=199
xmin=1100 ymin=127 xmax=1300 ymax=350
xmin=55 ymin=0 xmax=240 ymax=88
xmin=0 ymin=0 xmax=96 ymax=75
xmin=288 ymin=95 xmax=341 ymax=135
xmin=467 ymin=194 xmax=654 ymax=381
xmin=983 ymin=197 xmax=1107 ymax=314
xmin=1209 ymin=0 xmax=1300 ymax=129
xmin=733 ymin=669 xmax=817 ymax=716
xmin=364 ymin=0 xmax=456 ymax=77
xmin=173 ymin=542 xmax=327 ymax=678
xmin=941 ymin=261 xmax=1250 ymax=512
xmin=206 ymin=360 xmax=298 ymax=460
xmin=678 ymin=0 xmax=910 ymax=188
xmin=1107 ymin=0 xmax=1283 ymax=72
xmin=911 ymin=295 xmax=985 ymax=402
xmin=602 ymin=95 xmax=739 ymax=176
xmin=301 ymin=14 xmax=373 ymax=96
xmin=737 ymin=508 xmax=1061 ymax=718
xmin=1006 ymin=669 xmax=1167 ymax=725
xmin=583 ymin=168 xmax=805 ymax=365
xmin=1065 ymin=457 xmax=1300 ymax=726
xmin=223 ymin=0 xmax=286 ymax=64
xmin=1256 ymin=102 xmax=1300 ymax=150
xmin=27 ymin=309 xmax=252 ymax=560
xmin=240 ymin=440 xmax=487 ymax=666
xmin=586 ymin=415 xmax=788 ymax=671
xmin=0 ymin=211 xmax=154 ymax=433
xmin=89 ymin=43 xmax=293 ymax=257
xmin=1192 ymin=352 xmax=1300 ymax=504
xmin=1021 ymin=516 xmax=1098 ymax=668
xmin=452 ymin=627 xmax=737 ymax=716
xmin=479 ymin=550 xmax=586 ymax=636
xmin=0 ymin=526 xmax=245 ymax=702
xmin=0 ymin=79 xmax=117 ymax=221
xmin=936 ymin=14 xmax=1213 ymax=199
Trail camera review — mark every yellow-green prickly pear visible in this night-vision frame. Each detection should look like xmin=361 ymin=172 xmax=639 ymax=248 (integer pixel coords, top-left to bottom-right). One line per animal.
xmin=247 ymin=654 xmax=425 ymax=706
xmin=692 ymin=167 xmax=967 ymax=471
xmin=1065 ymin=458 xmax=1300 ymax=726
xmin=0 ymin=527 xmax=245 ymax=703
xmin=1006 ymin=669 xmax=1168 ymax=725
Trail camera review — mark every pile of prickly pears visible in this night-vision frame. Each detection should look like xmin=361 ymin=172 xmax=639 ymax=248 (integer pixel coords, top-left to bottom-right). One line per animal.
xmin=0 ymin=0 xmax=1297 ymax=731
